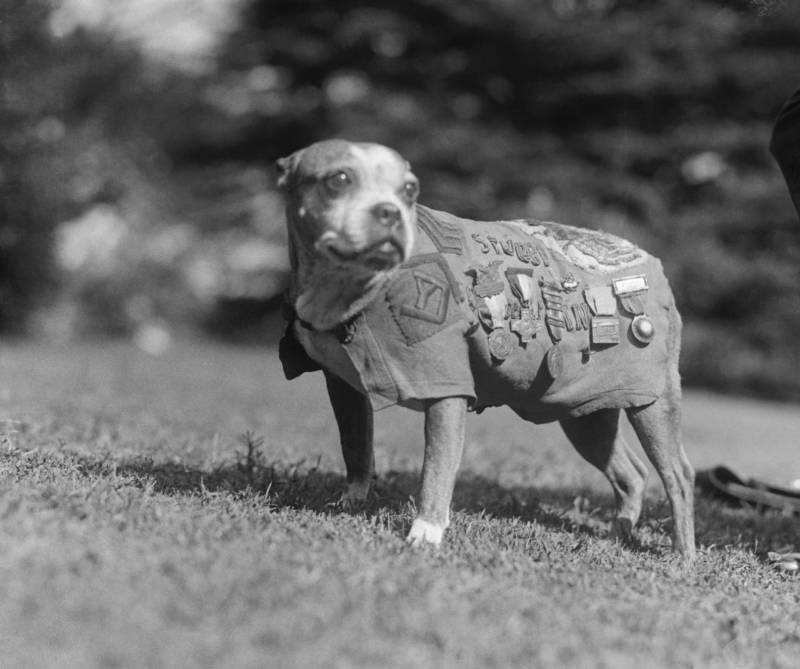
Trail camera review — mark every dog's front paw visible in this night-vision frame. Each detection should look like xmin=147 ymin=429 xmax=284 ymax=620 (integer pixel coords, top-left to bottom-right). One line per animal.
xmin=405 ymin=518 xmax=444 ymax=547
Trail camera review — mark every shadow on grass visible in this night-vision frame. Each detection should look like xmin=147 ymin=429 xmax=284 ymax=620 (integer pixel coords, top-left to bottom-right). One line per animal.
xmin=96 ymin=455 xmax=620 ymax=543
xmin=79 ymin=454 xmax=798 ymax=553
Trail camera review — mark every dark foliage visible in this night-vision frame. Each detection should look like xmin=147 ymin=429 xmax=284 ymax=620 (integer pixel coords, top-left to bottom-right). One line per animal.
xmin=199 ymin=0 xmax=800 ymax=398
xmin=3 ymin=0 xmax=800 ymax=398
xmin=0 ymin=1 xmax=58 ymax=330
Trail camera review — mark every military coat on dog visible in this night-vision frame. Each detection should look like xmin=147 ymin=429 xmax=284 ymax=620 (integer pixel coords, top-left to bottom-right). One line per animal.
xmin=282 ymin=205 xmax=675 ymax=423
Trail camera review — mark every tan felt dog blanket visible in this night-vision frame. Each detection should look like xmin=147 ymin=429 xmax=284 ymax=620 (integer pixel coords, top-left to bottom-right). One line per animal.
xmin=283 ymin=205 xmax=674 ymax=423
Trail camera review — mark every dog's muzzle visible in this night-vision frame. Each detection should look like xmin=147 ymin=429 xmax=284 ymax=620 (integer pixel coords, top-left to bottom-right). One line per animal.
xmin=321 ymin=234 xmax=406 ymax=271
xmin=361 ymin=237 xmax=405 ymax=270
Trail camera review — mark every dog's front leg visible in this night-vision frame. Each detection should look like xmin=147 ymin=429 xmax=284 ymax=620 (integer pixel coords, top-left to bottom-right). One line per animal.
xmin=407 ymin=396 xmax=468 ymax=547
xmin=324 ymin=370 xmax=375 ymax=505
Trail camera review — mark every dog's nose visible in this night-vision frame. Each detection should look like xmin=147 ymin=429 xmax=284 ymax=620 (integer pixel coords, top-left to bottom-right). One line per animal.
xmin=371 ymin=203 xmax=402 ymax=228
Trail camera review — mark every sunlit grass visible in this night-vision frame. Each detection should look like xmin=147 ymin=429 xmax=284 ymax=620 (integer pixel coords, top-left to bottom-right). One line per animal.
xmin=0 ymin=341 xmax=798 ymax=669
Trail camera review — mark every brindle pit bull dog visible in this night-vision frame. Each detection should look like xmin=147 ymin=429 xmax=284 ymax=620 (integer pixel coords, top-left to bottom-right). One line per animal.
xmin=277 ymin=139 xmax=696 ymax=559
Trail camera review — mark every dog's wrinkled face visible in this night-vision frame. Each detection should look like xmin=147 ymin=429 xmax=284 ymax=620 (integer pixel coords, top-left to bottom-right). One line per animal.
xmin=277 ymin=140 xmax=418 ymax=272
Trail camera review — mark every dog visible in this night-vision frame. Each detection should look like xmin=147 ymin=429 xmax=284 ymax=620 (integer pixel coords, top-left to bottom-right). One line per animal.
xmin=277 ymin=139 xmax=695 ymax=559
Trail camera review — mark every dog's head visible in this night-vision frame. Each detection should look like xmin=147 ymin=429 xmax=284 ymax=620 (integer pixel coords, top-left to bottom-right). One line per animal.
xmin=277 ymin=140 xmax=418 ymax=273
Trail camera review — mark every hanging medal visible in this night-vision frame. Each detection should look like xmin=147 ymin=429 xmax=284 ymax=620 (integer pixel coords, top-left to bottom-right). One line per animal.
xmin=612 ymin=274 xmax=655 ymax=345
xmin=467 ymin=261 xmax=515 ymax=361
xmin=539 ymin=279 xmax=569 ymax=379
xmin=545 ymin=345 xmax=564 ymax=380
xmin=506 ymin=268 xmax=541 ymax=344
xmin=612 ymin=275 xmax=648 ymax=315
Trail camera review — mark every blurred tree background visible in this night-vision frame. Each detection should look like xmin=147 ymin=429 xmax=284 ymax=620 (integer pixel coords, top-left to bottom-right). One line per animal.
xmin=2 ymin=0 xmax=800 ymax=399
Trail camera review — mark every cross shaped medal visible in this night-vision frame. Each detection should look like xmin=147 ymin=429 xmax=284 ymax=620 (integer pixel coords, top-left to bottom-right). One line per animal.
xmin=510 ymin=307 xmax=540 ymax=343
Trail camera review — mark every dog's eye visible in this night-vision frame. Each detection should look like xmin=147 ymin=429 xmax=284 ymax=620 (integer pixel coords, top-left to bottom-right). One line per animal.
xmin=324 ymin=171 xmax=352 ymax=193
xmin=402 ymin=181 xmax=419 ymax=201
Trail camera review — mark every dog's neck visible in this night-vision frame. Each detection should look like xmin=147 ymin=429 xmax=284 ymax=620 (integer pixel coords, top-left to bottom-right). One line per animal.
xmin=289 ymin=233 xmax=395 ymax=332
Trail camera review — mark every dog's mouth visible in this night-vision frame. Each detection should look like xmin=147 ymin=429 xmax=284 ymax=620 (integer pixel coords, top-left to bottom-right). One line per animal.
xmin=323 ymin=237 xmax=404 ymax=271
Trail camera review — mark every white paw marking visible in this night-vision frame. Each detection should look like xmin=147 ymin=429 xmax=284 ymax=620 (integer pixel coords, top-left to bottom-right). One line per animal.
xmin=405 ymin=518 xmax=444 ymax=547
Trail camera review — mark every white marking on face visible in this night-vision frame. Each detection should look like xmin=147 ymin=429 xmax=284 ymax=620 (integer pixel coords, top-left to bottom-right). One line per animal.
xmin=324 ymin=143 xmax=416 ymax=261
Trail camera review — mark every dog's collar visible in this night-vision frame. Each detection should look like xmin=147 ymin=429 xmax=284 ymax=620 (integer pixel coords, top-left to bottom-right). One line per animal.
xmin=282 ymin=299 xmax=358 ymax=344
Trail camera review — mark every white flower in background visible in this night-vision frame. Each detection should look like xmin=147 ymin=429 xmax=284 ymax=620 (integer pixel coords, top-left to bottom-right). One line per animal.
xmin=56 ymin=205 xmax=129 ymax=275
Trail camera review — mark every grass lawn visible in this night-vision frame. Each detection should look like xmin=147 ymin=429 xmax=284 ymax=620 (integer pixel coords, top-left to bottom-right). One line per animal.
xmin=0 ymin=339 xmax=798 ymax=669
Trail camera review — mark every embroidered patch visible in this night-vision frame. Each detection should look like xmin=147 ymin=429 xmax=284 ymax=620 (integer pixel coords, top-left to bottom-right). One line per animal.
xmin=387 ymin=254 xmax=464 ymax=345
xmin=400 ymin=271 xmax=450 ymax=324
xmin=503 ymin=220 xmax=646 ymax=272
xmin=416 ymin=207 xmax=466 ymax=255
xmin=469 ymin=231 xmax=549 ymax=267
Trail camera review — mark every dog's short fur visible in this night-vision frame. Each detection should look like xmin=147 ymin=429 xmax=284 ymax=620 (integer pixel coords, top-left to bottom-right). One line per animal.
xmin=278 ymin=139 xmax=695 ymax=559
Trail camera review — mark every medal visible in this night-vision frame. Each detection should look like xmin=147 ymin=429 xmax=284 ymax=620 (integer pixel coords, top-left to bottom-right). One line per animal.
xmin=511 ymin=307 xmax=540 ymax=343
xmin=467 ymin=260 xmax=509 ymax=333
xmin=467 ymin=260 xmax=505 ymax=298
xmin=561 ymin=273 xmax=579 ymax=292
xmin=630 ymin=314 xmax=655 ymax=345
xmin=611 ymin=275 xmax=654 ymax=343
xmin=612 ymin=275 xmax=648 ymax=316
xmin=484 ymin=292 xmax=508 ymax=329
xmin=506 ymin=269 xmax=540 ymax=344
xmin=488 ymin=328 xmax=515 ymax=361
xmin=545 ymin=346 xmax=564 ymax=379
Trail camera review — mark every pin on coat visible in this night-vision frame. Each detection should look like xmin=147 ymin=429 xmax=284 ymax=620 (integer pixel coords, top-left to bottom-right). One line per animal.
xmin=277 ymin=139 xmax=696 ymax=559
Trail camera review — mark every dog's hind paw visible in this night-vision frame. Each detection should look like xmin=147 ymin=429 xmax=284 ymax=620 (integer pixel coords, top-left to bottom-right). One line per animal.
xmin=609 ymin=517 xmax=635 ymax=544
xmin=406 ymin=518 xmax=444 ymax=547
xmin=338 ymin=480 xmax=371 ymax=509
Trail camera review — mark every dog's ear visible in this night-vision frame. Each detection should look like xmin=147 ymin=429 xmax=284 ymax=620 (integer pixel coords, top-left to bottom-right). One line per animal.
xmin=275 ymin=150 xmax=303 ymax=189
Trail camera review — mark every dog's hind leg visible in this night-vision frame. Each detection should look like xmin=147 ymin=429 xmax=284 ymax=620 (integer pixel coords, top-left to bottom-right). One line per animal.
xmin=625 ymin=381 xmax=696 ymax=560
xmin=560 ymin=409 xmax=649 ymax=544
xmin=324 ymin=370 xmax=375 ymax=505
